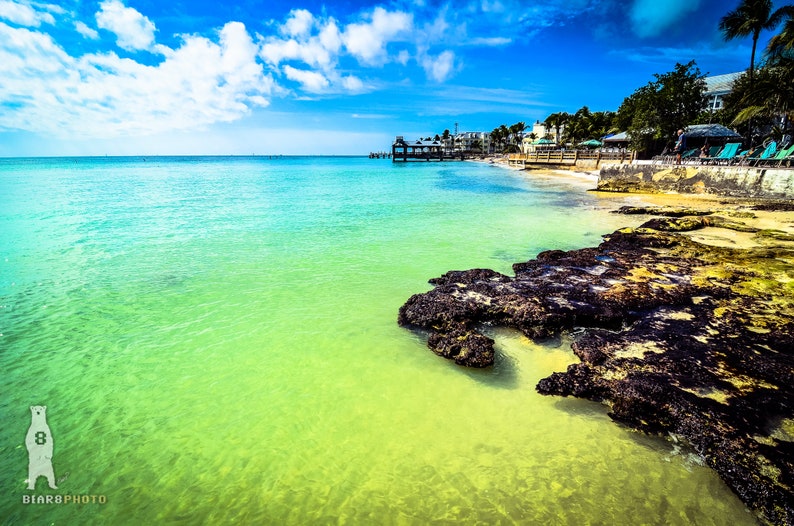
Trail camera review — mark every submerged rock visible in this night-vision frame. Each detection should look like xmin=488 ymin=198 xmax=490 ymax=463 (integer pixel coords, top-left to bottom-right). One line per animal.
xmin=398 ymin=219 xmax=794 ymax=524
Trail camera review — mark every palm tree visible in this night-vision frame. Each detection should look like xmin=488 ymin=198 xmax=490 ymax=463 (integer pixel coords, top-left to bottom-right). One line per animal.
xmin=544 ymin=112 xmax=569 ymax=144
xmin=509 ymin=121 xmax=526 ymax=149
xmin=767 ymin=7 xmax=794 ymax=59
xmin=719 ymin=0 xmax=789 ymax=82
xmin=489 ymin=127 xmax=502 ymax=153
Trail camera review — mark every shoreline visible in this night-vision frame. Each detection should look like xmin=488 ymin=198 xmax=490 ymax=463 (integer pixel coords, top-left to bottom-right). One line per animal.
xmin=472 ymin=155 xmax=794 ymax=248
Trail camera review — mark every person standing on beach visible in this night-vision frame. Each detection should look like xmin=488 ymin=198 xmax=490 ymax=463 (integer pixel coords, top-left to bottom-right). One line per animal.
xmin=673 ymin=129 xmax=686 ymax=165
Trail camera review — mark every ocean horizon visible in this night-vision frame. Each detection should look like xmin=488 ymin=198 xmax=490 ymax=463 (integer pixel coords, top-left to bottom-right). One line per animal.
xmin=0 ymin=156 xmax=754 ymax=524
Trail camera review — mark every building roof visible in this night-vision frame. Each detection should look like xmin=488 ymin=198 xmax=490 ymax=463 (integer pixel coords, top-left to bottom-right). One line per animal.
xmin=705 ymin=72 xmax=742 ymax=96
xmin=393 ymin=137 xmax=442 ymax=146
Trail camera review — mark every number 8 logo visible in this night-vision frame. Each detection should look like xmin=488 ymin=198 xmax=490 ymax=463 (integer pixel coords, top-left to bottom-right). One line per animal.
xmin=35 ymin=431 xmax=47 ymax=445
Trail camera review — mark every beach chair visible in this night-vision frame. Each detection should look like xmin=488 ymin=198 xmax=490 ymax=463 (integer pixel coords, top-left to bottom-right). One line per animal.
xmin=757 ymin=143 xmax=794 ymax=167
xmin=697 ymin=146 xmax=721 ymax=163
xmin=747 ymin=141 xmax=777 ymax=166
xmin=735 ymin=144 xmax=764 ymax=166
xmin=702 ymin=142 xmax=741 ymax=165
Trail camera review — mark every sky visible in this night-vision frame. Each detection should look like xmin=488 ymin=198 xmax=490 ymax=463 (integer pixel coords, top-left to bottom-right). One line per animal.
xmin=0 ymin=0 xmax=789 ymax=156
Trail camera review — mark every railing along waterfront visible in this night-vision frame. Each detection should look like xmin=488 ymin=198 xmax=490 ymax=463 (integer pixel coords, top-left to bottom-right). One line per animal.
xmin=507 ymin=149 xmax=635 ymax=167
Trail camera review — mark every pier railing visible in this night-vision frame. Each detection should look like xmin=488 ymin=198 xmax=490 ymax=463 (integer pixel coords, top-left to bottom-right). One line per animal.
xmin=507 ymin=150 xmax=635 ymax=168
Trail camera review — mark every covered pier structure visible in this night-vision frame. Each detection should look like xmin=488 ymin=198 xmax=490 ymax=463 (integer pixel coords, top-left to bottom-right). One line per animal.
xmin=392 ymin=136 xmax=459 ymax=162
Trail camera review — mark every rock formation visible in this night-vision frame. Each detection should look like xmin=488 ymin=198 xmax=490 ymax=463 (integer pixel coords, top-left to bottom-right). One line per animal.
xmin=398 ymin=207 xmax=794 ymax=524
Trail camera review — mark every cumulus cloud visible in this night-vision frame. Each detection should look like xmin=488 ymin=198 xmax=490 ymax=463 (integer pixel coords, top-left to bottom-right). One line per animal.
xmin=282 ymin=8 xmax=314 ymax=38
xmin=3 ymin=0 xmax=560 ymax=140
xmin=342 ymin=7 xmax=412 ymax=65
xmin=421 ymin=50 xmax=456 ymax=82
xmin=0 ymin=0 xmax=54 ymax=26
xmin=95 ymin=0 xmax=156 ymax=51
xmin=0 ymin=20 xmax=274 ymax=137
xmin=629 ymin=0 xmax=701 ymax=38
xmin=261 ymin=6 xmax=415 ymax=93
xmin=283 ymin=65 xmax=330 ymax=92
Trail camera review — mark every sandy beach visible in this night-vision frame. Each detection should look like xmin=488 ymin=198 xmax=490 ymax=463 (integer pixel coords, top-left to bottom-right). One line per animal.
xmin=477 ymin=155 xmax=794 ymax=250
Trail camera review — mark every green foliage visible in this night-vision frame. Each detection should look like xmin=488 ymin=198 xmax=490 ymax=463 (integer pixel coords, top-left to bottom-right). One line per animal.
xmin=723 ymin=59 xmax=794 ymax=131
xmin=766 ymin=8 xmax=794 ymax=59
xmin=720 ymin=0 xmax=791 ymax=75
xmin=560 ymin=106 xmax=616 ymax=145
xmin=543 ymin=112 xmax=570 ymax=144
xmin=615 ymin=61 xmax=707 ymax=154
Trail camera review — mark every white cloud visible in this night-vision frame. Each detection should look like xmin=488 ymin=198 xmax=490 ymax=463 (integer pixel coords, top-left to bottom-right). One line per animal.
xmin=95 ymin=0 xmax=156 ymax=51
xmin=282 ymin=8 xmax=314 ymax=38
xmin=468 ymin=36 xmax=511 ymax=46
xmin=341 ymin=75 xmax=364 ymax=92
xmin=0 ymin=20 xmax=274 ymax=137
xmin=260 ymin=17 xmax=341 ymax=69
xmin=342 ymin=7 xmax=412 ymax=65
xmin=283 ymin=65 xmax=330 ymax=93
xmin=0 ymin=0 xmax=54 ymax=26
xmin=629 ymin=0 xmax=700 ymax=38
xmin=75 ymin=21 xmax=99 ymax=40
xmin=421 ymin=50 xmax=455 ymax=82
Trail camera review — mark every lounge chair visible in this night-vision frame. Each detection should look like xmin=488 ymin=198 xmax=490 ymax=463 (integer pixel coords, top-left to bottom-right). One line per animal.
xmin=697 ymin=146 xmax=721 ymax=163
xmin=734 ymin=144 xmax=764 ymax=166
xmin=747 ymin=141 xmax=777 ymax=166
xmin=702 ymin=142 xmax=741 ymax=165
xmin=757 ymin=143 xmax=794 ymax=167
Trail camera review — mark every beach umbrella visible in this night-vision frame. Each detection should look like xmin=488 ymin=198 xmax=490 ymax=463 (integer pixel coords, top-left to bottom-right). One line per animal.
xmin=532 ymin=138 xmax=555 ymax=145
xmin=579 ymin=139 xmax=602 ymax=147
xmin=684 ymin=124 xmax=742 ymax=139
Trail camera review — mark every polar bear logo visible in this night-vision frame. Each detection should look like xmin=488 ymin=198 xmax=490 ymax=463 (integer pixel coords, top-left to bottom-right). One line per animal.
xmin=25 ymin=405 xmax=57 ymax=490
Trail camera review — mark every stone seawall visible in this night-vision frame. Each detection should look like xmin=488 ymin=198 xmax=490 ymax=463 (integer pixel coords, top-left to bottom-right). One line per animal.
xmin=598 ymin=163 xmax=794 ymax=199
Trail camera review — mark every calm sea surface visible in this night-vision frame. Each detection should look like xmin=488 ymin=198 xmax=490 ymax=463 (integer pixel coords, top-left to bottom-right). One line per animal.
xmin=0 ymin=156 xmax=754 ymax=524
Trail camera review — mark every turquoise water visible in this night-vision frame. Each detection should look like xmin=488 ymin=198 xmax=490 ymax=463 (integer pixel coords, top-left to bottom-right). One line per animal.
xmin=0 ymin=157 xmax=754 ymax=524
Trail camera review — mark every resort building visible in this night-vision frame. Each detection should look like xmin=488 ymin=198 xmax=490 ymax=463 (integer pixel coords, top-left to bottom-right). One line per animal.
xmin=532 ymin=120 xmax=564 ymax=144
xmin=452 ymin=132 xmax=491 ymax=153
xmin=704 ymin=72 xmax=742 ymax=112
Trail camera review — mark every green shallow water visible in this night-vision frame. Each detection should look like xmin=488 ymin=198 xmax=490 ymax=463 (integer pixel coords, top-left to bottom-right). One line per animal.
xmin=0 ymin=157 xmax=755 ymax=524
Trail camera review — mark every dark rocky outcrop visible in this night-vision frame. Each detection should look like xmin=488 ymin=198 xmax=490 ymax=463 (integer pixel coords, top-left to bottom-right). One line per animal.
xmin=398 ymin=212 xmax=794 ymax=525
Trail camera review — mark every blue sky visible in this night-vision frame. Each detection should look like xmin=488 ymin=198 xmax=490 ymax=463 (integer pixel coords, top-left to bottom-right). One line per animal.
xmin=0 ymin=0 xmax=788 ymax=155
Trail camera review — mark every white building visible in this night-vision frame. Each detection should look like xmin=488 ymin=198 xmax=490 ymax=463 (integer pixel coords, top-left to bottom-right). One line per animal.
xmin=532 ymin=120 xmax=564 ymax=143
xmin=704 ymin=72 xmax=742 ymax=112
xmin=452 ymin=131 xmax=491 ymax=152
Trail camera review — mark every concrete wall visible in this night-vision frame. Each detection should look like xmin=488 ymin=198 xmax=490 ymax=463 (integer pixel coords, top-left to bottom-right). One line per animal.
xmin=598 ymin=163 xmax=794 ymax=199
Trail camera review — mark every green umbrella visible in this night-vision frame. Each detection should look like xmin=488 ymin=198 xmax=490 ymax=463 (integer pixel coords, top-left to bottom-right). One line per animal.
xmin=532 ymin=138 xmax=555 ymax=145
xmin=579 ymin=139 xmax=602 ymax=147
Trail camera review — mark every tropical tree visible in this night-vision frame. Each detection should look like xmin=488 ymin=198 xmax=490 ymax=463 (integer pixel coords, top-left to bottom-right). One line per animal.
xmin=615 ymin=61 xmax=707 ymax=155
xmin=719 ymin=0 xmax=790 ymax=83
xmin=563 ymin=106 xmax=593 ymax=144
xmin=723 ymin=59 xmax=794 ymax=137
xmin=490 ymin=127 xmax=504 ymax=153
xmin=544 ymin=112 xmax=569 ymax=144
xmin=509 ymin=121 xmax=526 ymax=149
xmin=767 ymin=6 xmax=794 ymax=59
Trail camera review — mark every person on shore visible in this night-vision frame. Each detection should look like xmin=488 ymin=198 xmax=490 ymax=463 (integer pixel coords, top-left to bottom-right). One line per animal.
xmin=699 ymin=141 xmax=710 ymax=158
xmin=673 ymin=129 xmax=686 ymax=165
